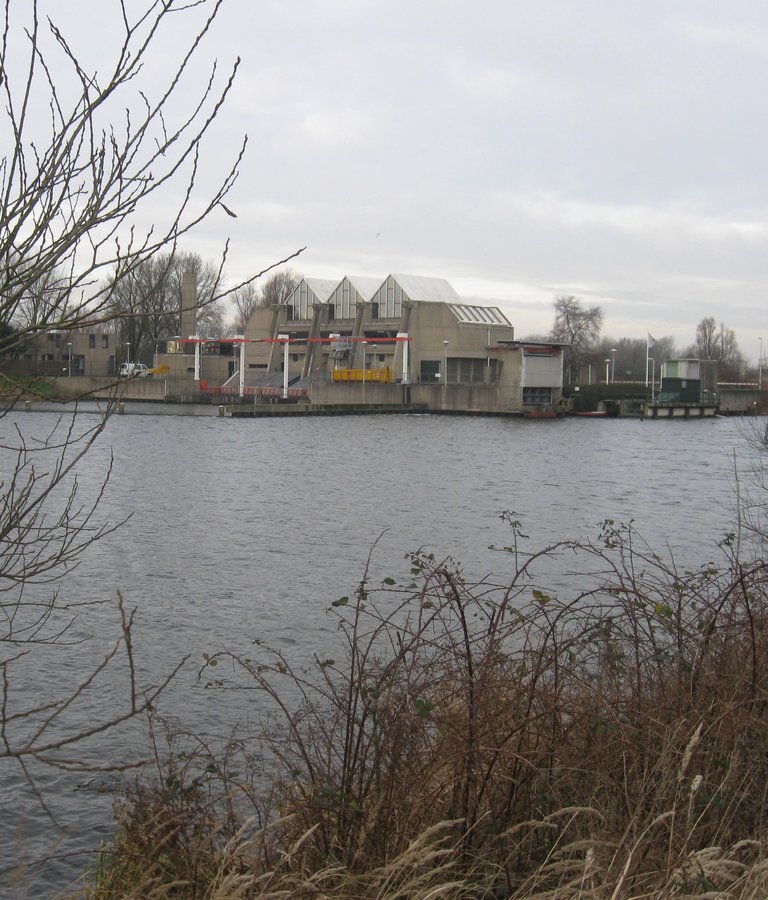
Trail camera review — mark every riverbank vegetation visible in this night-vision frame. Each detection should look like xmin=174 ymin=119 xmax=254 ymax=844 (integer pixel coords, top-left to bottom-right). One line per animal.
xmin=90 ymin=489 xmax=768 ymax=897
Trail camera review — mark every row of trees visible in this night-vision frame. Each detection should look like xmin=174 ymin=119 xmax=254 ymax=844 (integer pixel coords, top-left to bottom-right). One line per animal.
xmin=5 ymin=253 xmax=302 ymax=366
xmin=101 ymin=255 xmax=300 ymax=365
xmin=547 ymin=296 xmax=750 ymax=384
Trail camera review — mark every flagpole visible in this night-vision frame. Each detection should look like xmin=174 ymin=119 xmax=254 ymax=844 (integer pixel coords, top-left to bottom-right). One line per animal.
xmin=645 ymin=334 xmax=650 ymax=386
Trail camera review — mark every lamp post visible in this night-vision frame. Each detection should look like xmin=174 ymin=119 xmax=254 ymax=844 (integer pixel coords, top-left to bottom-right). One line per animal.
xmin=610 ymin=347 xmax=617 ymax=383
xmin=126 ymin=341 xmax=131 ymax=365
xmin=361 ymin=340 xmax=368 ymax=404
xmin=759 ymin=337 xmax=763 ymax=391
xmin=605 ymin=358 xmax=610 ymax=383
xmin=67 ymin=341 xmax=72 ymax=377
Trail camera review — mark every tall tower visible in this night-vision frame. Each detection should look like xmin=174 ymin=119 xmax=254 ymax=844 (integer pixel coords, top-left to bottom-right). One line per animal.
xmin=180 ymin=271 xmax=197 ymax=339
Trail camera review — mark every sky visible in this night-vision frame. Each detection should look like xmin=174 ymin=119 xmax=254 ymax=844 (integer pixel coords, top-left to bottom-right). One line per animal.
xmin=31 ymin=1 xmax=768 ymax=361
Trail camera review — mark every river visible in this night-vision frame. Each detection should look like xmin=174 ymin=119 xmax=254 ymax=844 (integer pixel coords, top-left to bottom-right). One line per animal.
xmin=0 ymin=407 xmax=762 ymax=895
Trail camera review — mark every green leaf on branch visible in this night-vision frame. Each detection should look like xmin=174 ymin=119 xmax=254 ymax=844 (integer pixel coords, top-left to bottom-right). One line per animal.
xmin=414 ymin=697 xmax=435 ymax=718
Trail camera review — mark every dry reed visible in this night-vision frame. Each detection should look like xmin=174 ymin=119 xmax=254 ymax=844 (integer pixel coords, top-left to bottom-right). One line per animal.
xmin=88 ymin=516 xmax=768 ymax=898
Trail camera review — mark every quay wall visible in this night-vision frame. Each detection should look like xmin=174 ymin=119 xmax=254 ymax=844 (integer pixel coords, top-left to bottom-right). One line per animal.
xmin=45 ymin=376 xmax=531 ymax=415
xmin=311 ymin=381 xmax=517 ymax=414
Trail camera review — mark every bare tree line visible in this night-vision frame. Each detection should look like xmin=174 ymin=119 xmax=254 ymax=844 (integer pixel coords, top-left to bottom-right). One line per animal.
xmin=545 ymin=295 xmax=749 ymax=383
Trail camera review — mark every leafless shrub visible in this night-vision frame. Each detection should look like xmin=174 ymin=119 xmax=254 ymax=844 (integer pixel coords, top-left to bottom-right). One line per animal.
xmin=92 ymin=509 xmax=768 ymax=896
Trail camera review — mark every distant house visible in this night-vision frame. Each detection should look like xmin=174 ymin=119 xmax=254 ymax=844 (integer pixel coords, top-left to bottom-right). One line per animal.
xmin=17 ymin=328 xmax=116 ymax=377
xmin=657 ymin=358 xmax=718 ymax=404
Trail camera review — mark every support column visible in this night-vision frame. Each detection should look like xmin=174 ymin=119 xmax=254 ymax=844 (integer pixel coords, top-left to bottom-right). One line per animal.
xmin=236 ymin=335 xmax=245 ymax=398
xmin=193 ymin=335 xmax=201 ymax=381
xmin=302 ymin=303 xmax=323 ymax=378
xmin=394 ymin=302 xmax=412 ymax=381
xmin=278 ymin=334 xmax=289 ymax=399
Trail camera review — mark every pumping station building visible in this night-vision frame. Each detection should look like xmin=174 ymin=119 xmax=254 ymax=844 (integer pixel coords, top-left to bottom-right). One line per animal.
xmin=158 ymin=272 xmax=566 ymax=415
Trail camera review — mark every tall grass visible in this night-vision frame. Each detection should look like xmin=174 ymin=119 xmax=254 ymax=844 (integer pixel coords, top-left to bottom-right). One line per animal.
xmin=89 ymin=516 xmax=768 ymax=898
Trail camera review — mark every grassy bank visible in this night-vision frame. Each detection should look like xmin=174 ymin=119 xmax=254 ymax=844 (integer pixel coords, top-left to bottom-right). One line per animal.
xmin=0 ymin=374 xmax=59 ymax=400
xmin=89 ymin=517 xmax=768 ymax=898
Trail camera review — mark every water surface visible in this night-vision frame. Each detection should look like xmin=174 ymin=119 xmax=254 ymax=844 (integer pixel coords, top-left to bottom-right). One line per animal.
xmin=0 ymin=410 xmax=760 ymax=894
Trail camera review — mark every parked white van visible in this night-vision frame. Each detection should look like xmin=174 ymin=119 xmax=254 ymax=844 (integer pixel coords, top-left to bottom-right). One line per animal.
xmin=119 ymin=362 xmax=151 ymax=377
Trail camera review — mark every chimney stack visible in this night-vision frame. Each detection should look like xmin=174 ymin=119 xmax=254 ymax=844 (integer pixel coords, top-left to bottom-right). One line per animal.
xmin=180 ymin=271 xmax=197 ymax=339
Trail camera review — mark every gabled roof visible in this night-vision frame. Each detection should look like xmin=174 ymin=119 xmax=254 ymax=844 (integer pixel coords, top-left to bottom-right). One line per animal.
xmin=344 ymin=275 xmax=382 ymax=301
xmin=388 ymin=274 xmax=462 ymax=303
xmin=302 ymin=278 xmax=338 ymax=303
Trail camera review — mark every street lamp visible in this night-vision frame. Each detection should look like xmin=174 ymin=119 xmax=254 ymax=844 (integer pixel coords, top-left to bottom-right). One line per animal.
xmin=605 ymin=358 xmax=610 ymax=383
xmin=361 ymin=340 xmax=368 ymax=403
xmin=759 ymin=337 xmax=763 ymax=391
xmin=610 ymin=347 xmax=617 ymax=383
xmin=67 ymin=341 xmax=72 ymax=377
xmin=126 ymin=341 xmax=131 ymax=365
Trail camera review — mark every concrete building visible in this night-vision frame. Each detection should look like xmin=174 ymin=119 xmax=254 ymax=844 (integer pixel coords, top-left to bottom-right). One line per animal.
xmin=15 ymin=272 xmax=565 ymax=415
xmin=239 ymin=273 xmax=565 ymax=415
xmin=657 ymin=358 xmax=718 ymax=405
xmin=21 ymin=328 xmax=117 ymax=377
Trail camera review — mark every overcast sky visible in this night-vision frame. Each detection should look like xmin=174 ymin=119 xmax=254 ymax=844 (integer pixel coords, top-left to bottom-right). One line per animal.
xmin=52 ymin=1 xmax=768 ymax=359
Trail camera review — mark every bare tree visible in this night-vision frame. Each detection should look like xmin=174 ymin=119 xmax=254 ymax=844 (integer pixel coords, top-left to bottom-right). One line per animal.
xmin=592 ymin=336 xmax=678 ymax=382
xmin=687 ymin=317 xmax=744 ymax=380
xmin=716 ymin=323 xmax=744 ymax=379
xmin=1 ymin=0 xmax=247 ymax=350
xmin=550 ymin=295 xmax=603 ymax=383
xmin=262 ymin=269 xmax=301 ymax=306
xmin=0 ymin=0 xmax=302 ymax=824
xmin=106 ymin=251 xmax=228 ymax=360
xmin=692 ymin=317 xmax=719 ymax=360
xmin=231 ymin=282 xmax=261 ymax=335
xmin=230 ymin=269 xmax=301 ymax=333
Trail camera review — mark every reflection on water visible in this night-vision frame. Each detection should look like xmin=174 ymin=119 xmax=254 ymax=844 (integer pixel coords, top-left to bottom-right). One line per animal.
xmin=0 ymin=410 xmax=760 ymax=894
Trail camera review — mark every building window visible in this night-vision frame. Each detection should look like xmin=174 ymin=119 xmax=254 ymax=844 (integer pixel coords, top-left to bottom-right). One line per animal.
xmin=102 ymin=335 xmax=109 ymax=349
xmin=523 ymin=387 xmax=552 ymax=405
xmin=420 ymin=360 xmax=440 ymax=382
xmin=88 ymin=334 xmax=96 ymax=348
xmin=451 ymin=358 xmax=491 ymax=384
